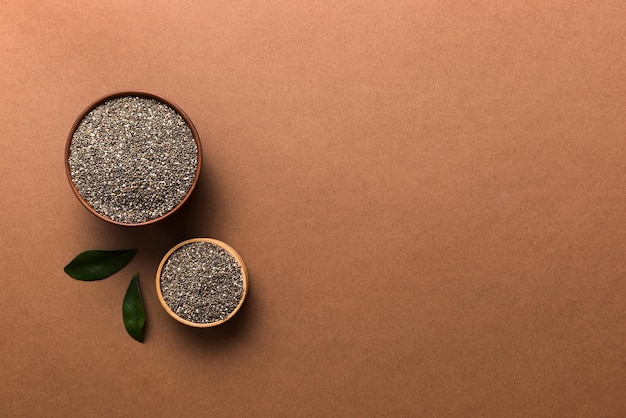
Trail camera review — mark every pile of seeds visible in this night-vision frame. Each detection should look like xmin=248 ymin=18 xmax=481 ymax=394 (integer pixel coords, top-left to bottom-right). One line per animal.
xmin=68 ymin=96 xmax=198 ymax=224
xmin=159 ymin=241 xmax=245 ymax=324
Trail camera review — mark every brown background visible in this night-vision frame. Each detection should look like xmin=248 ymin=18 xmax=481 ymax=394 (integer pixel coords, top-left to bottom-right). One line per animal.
xmin=1 ymin=1 xmax=624 ymax=416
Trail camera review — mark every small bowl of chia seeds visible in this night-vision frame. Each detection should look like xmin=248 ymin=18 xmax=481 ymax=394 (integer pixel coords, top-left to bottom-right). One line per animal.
xmin=156 ymin=238 xmax=249 ymax=328
xmin=65 ymin=91 xmax=201 ymax=226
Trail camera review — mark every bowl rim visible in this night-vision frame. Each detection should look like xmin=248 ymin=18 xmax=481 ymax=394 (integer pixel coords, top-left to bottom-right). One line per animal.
xmin=65 ymin=90 xmax=203 ymax=226
xmin=155 ymin=238 xmax=249 ymax=328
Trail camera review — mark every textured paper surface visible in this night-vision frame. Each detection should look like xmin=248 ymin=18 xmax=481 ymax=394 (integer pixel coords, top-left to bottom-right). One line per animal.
xmin=1 ymin=1 xmax=624 ymax=416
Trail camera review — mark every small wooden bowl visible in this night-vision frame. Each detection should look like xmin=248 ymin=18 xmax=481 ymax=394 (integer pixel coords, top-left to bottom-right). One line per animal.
xmin=156 ymin=238 xmax=249 ymax=328
xmin=65 ymin=91 xmax=202 ymax=226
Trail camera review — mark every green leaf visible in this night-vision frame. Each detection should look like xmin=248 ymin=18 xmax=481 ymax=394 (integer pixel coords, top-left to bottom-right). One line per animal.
xmin=64 ymin=249 xmax=137 ymax=281
xmin=123 ymin=273 xmax=145 ymax=343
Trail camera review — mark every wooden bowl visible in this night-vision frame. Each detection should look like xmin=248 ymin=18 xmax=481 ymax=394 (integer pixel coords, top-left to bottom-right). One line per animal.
xmin=156 ymin=238 xmax=249 ymax=328
xmin=65 ymin=91 xmax=202 ymax=226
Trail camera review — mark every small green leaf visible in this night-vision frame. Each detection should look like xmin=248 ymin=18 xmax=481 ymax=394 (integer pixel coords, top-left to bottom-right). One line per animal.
xmin=64 ymin=249 xmax=137 ymax=281
xmin=123 ymin=273 xmax=145 ymax=343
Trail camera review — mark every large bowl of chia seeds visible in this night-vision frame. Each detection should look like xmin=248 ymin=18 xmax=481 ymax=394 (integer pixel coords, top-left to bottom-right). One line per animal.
xmin=65 ymin=91 xmax=202 ymax=226
xmin=156 ymin=238 xmax=249 ymax=328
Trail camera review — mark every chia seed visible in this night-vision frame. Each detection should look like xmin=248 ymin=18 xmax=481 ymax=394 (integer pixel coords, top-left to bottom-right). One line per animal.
xmin=68 ymin=95 xmax=198 ymax=224
xmin=159 ymin=241 xmax=245 ymax=324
